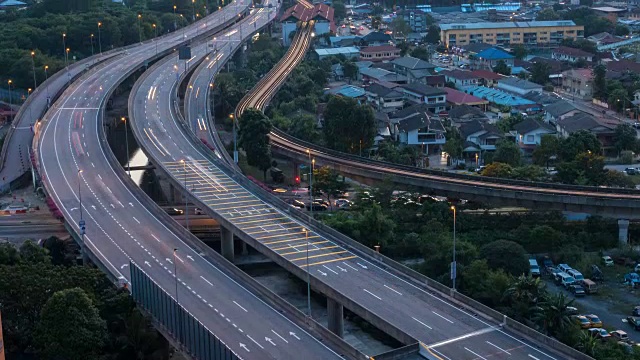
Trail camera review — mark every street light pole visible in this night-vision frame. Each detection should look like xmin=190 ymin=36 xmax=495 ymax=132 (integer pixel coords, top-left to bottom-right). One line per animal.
xmin=310 ymin=158 xmax=315 ymax=217
xmin=173 ymin=5 xmax=177 ymax=31
xmin=303 ymin=228 xmax=311 ymax=318
xmin=230 ymin=114 xmax=238 ymax=163
xmin=44 ymin=65 xmax=50 ymax=108
xmin=97 ymin=22 xmax=103 ymax=55
xmin=30 ymin=51 xmax=37 ymax=90
xmin=121 ymin=117 xmax=130 ymax=176
xmin=153 ymin=24 xmax=158 ymax=56
xmin=180 ymin=160 xmax=189 ymax=231
xmin=7 ymin=80 xmax=12 ymax=123
xmin=137 ymin=14 xmax=142 ymax=43
xmin=450 ymin=205 xmax=457 ymax=291
xmin=192 ymin=0 xmax=196 ymax=21
xmin=62 ymin=33 xmax=67 ymax=69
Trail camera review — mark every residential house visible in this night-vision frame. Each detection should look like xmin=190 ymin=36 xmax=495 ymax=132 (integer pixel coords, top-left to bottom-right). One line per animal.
xmin=440 ymin=70 xmax=480 ymax=89
xmin=398 ymin=9 xmax=428 ymax=32
xmin=365 ymin=83 xmax=405 ymax=113
xmin=314 ymin=47 xmax=360 ymax=60
xmin=360 ymin=45 xmax=401 ymax=62
xmin=326 ymin=84 xmax=367 ymax=100
xmin=464 ymin=86 xmax=540 ymax=113
xmin=447 ymin=104 xmax=489 ymax=123
xmin=391 ymin=56 xmax=437 ymax=84
xmin=561 ymin=69 xmax=593 ymax=100
xmin=556 ymin=112 xmax=617 ymax=154
xmin=497 ymin=77 xmax=543 ymax=96
xmin=551 ymin=46 xmax=594 ymax=63
xmin=281 ymin=3 xmax=336 ymax=46
xmin=544 ymin=100 xmax=582 ymax=124
xmin=399 ymin=83 xmax=448 ymax=113
xmin=426 ymin=75 xmax=446 ymax=88
xmin=331 ymin=63 xmax=344 ymax=81
xmin=358 ymin=31 xmax=393 ymax=46
xmin=329 ymin=35 xmax=361 ymax=47
xmin=523 ymin=91 xmax=562 ymax=106
xmin=591 ymin=7 xmax=627 ymax=23
xmin=473 ymin=47 xmax=515 ymax=71
xmin=389 ymin=104 xmax=446 ymax=153
xmin=513 ymin=118 xmax=556 ymax=154
xmin=459 ymin=120 xmax=503 ymax=160
xmin=470 ymin=69 xmax=504 ymax=87
xmin=360 ymin=67 xmax=407 ymax=84
xmin=443 ymin=88 xmax=489 ymax=109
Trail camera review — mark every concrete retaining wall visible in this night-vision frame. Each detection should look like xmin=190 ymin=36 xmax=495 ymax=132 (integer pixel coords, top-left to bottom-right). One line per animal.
xmin=373 ymin=343 xmax=419 ymax=360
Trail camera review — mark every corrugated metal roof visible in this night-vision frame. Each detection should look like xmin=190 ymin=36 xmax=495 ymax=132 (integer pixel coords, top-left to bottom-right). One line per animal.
xmin=440 ymin=20 xmax=578 ymax=31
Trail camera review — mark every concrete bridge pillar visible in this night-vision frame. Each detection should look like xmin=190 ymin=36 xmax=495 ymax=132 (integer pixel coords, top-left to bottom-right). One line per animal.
xmin=221 ymin=226 xmax=234 ymax=262
xmin=327 ymin=298 xmax=344 ymax=338
xmin=619 ymin=219 xmax=630 ymax=244
xmin=241 ymin=241 xmax=248 ymax=256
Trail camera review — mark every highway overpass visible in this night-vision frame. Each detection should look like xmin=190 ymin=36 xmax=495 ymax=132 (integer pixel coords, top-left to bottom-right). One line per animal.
xmin=127 ymin=14 xmax=591 ymax=360
xmin=35 ymin=2 xmax=360 ymax=359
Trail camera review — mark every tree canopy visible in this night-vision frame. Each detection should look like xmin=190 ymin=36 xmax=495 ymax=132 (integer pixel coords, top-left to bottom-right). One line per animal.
xmin=238 ymin=108 xmax=273 ymax=180
xmin=493 ymin=60 xmax=511 ymax=76
xmin=323 ymin=95 xmax=376 ymax=154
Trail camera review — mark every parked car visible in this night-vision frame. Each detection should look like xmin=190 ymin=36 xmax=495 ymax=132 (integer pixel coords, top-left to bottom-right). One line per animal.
xmin=306 ymin=202 xmax=328 ymax=212
xmin=569 ymin=285 xmax=586 ymax=297
xmin=572 ymin=315 xmax=592 ymax=329
xmin=602 ymin=256 xmax=614 ymax=267
xmin=566 ymin=306 xmax=579 ymax=316
xmin=624 ymin=273 xmax=640 ymax=287
xmin=627 ymin=316 xmax=640 ymax=330
xmin=285 ymin=198 xmax=306 ymax=209
xmin=625 ymin=167 xmax=637 ymax=175
xmin=588 ymin=328 xmax=611 ymax=340
xmin=335 ymin=199 xmax=352 ymax=209
xmin=585 ymin=314 xmax=602 ymax=328
xmin=581 ymin=279 xmax=599 ymax=294
xmin=166 ymin=208 xmax=184 ymax=215
xmin=633 ymin=306 xmax=640 ymax=317
xmin=610 ymin=330 xmax=630 ymax=342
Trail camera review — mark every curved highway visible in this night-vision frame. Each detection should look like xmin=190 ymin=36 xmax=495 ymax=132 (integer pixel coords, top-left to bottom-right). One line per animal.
xmin=36 ymin=3 xmax=346 ymax=359
xmin=131 ymin=18 xmax=570 ymax=360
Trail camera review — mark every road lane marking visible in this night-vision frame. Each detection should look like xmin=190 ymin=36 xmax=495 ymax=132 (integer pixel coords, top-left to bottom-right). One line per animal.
xmin=529 ymin=356 xmax=540 ymax=360
xmin=363 ymin=289 xmax=382 ymax=300
xmin=412 ymin=317 xmax=432 ymax=329
xmin=233 ymin=301 xmax=248 ymax=312
xmin=465 ymin=347 xmax=487 ymax=360
xmin=323 ymin=265 xmax=339 ymax=275
xmin=301 ymin=255 xmax=358 ymax=267
xmin=343 ymin=262 xmax=358 ymax=271
xmin=133 ymin=217 xmax=140 ymax=224
xmin=280 ymin=245 xmax=338 ymax=256
xmin=384 ymin=284 xmax=402 ymax=295
xmin=428 ymin=327 xmax=498 ymax=348
xmin=272 ymin=330 xmax=288 ymax=343
xmin=486 ymin=341 xmax=511 ymax=355
xmin=200 ymin=276 xmax=213 ymax=286
xmin=264 ymin=235 xmax=320 ymax=245
xmin=432 ymin=311 xmax=454 ymax=323
xmin=246 ymin=335 xmax=264 ymax=349
xmin=290 ymin=250 xmax=348 ymax=262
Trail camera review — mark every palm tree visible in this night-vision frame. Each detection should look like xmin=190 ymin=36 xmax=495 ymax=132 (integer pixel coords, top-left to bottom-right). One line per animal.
xmin=532 ymin=292 xmax=574 ymax=336
xmin=503 ymin=275 xmax=546 ymax=321
xmin=576 ymin=331 xmax=598 ymax=357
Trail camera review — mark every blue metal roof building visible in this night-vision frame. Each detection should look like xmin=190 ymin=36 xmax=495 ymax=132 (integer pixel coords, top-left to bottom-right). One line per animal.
xmin=464 ymin=86 xmax=538 ymax=108
xmin=476 ymin=47 xmax=514 ymax=61
xmin=326 ymin=85 xmax=366 ymax=99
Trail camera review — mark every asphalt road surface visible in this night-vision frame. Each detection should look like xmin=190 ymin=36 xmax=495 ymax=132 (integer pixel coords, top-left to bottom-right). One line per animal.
xmin=37 ymin=3 xmax=345 ymax=359
xmin=128 ymin=11 xmax=568 ymax=360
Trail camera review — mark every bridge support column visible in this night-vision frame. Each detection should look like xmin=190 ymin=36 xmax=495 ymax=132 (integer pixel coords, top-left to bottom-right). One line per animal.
xmin=327 ymin=298 xmax=344 ymax=338
xmin=221 ymin=226 xmax=234 ymax=262
xmin=241 ymin=241 xmax=248 ymax=256
xmin=619 ymin=219 xmax=630 ymax=244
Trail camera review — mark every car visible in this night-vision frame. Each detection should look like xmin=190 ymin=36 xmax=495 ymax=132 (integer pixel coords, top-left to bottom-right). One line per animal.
xmin=627 ymin=316 xmax=640 ymax=330
xmin=475 ymin=165 xmax=486 ymax=173
xmin=335 ymin=199 xmax=352 ymax=209
xmin=602 ymin=255 xmax=614 ymax=267
xmin=569 ymin=285 xmax=586 ymax=297
xmin=165 ymin=208 xmax=184 ymax=215
xmin=306 ymin=202 xmax=328 ymax=212
xmin=572 ymin=315 xmax=592 ymax=329
xmin=566 ymin=306 xmax=579 ymax=316
xmin=194 ymin=208 xmax=204 ymax=215
xmin=633 ymin=306 xmax=640 ymax=317
xmin=313 ymin=198 xmax=330 ymax=207
xmin=588 ymin=328 xmax=611 ymax=340
xmin=633 ymin=122 xmax=640 ymax=129
xmin=585 ymin=314 xmax=602 ymax=328
xmin=624 ymin=273 xmax=640 ymax=287
xmin=626 ymin=167 xmax=637 ymax=175
xmin=610 ymin=330 xmax=630 ymax=342
xmin=285 ymin=199 xmax=306 ymax=209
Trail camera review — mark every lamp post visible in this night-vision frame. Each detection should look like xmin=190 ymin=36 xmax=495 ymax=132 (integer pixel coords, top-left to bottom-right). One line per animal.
xmin=180 ymin=159 xmax=189 ymax=232
xmin=310 ymin=158 xmax=315 ymax=217
xmin=137 ymin=14 xmax=143 ymax=43
xmin=152 ymin=24 xmax=158 ymax=56
xmin=7 ymin=80 xmax=12 ymax=123
xmin=192 ymin=0 xmax=196 ymax=21
xmin=77 ymin=169 xmax=86 ymax=261
xmin=450 ymin=205 xmax=457 ymax=291
xmin=44 ymin=65 xmax=50 ymax=108
xmin=121 ymin=117 xmax=130 ymax=176
xmin=90 ymin=34 xmax=94 ymax=56
xmin=475 ymin=153 xmax=479 ymax=168
xmin=97 ymin=22 xmax=103 ymax=55
xmin=303 ymin=228 xmax=311 ymax=318
xmin=230 ymin=114 xmax=238 ymax=163
xmin=173 ymin=5 xmax=177 ymax=31
xmin=62 ymin=33 xmax=68 ymax=71
xmin=30 ymin=51 xmax=37 ymax=90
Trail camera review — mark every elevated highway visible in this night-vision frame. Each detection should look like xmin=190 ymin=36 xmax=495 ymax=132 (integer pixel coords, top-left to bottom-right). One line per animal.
xmin=35 ymin=3 xmax=354 ymax=359
xmin=130 ymin=16 xmax=587 ymax=360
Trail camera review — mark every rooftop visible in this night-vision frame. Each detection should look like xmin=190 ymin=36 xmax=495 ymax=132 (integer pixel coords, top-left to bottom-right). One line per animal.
xmin=281 ymin=3 xmax=335 ymax=24
xmin=470 ymin=69 xmax=505 ymax=81
xmin=545 ymin=100 xmax=579 ymax=118
xmin=444 ymin=88 xmax=488 ymax=105
xmin=476 ymin=47 xmax=514 ymax=61
xmin=552 ymin=46 xmax=594 ymax=57
xmin=513 ymin=118 xmax=555 ymax=135
xmin=498 ymin=77 xmax=542 ymax=90
xmin=557 ymin=113 xmax=614 ymax=134
xmin=360 ymin=67 xmax=407 ymax=82
xmin=440 ymin=20 xmax=579 ymax=31
xmin=591 ymin=6 xmax=627 ymax=13
xmin=392 ymin=56 xmax=436 ymax=70
xmin=360 ymin=45 xmax=398 ymax=53
xmin=448 ymin=104 xmax=488 ymax=120
xmin=400 ymin=83 xmax=447 ymax=97
xmin=440 ymin=69 xmax=481 ymax=80
xmin=397 ymin=112 xmax=445 ymax=133
xmin=563 ymin=68 xmax=594 ymax=79
xmin=315 ymin=47 xmax=360 ymax=56
xmin=327 ymin=84 xmax=366 ymax=98
xmin=465 ymin=86 xmax=536 ymax=107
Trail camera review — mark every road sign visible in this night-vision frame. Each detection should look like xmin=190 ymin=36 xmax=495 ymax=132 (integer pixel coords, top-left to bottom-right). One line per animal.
xmin=79 ymin=219 xmax=86 ymax=235
xmin=450 ymin=261 xmax=457 ymax=280
xmin=178 ymin=46 xmax=191 ymax=60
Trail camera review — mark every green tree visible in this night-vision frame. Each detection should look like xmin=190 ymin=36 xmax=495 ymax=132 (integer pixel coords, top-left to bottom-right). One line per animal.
xmin=323 ymin=96 xmax=376 ymax=154
xmin=34 ymin=288 xmax=107 ymax=360
xmin=532 ymin=134 xmax=560 ymax=166
xmin=238 ymin=108 xmax=273 ymax=181
xmin=532 ymin=292 xmax=574 ymax=336
xmin=493 ymin=60 xmax=511 ymax=76
xmin=19 ymin=240 xmax=50 ymax=264
xmin=503 ymin=275 xmax=546 ymax=321
xmin=410 ymin=46 xmax=431 ymax=62
xmin=332 ymin=0 xmax=346 ymax=21
xmin=608 ymin=88 xmax=628 ymax=113
xmin=289 ymin=113 xmax=319 ymax=142
xmin=312 ymin=166 xmax=348 ymax=207
xmin=460 ymin=259 xmax=511 ymax=307
xmin=511 ymin=165 xmax=546 ymax=181
xmin=0 ymin=242 xmax=20 ymax=265
xmin=358 ymin=202 xmax=395 ymax=248
xmin=614 ymin=123 xmax=638 ymax=154
xmin=442 ymin=127 xmax=463 ymax=161
xmin=512 ymin=44 xmax=528 ymax=60
xmin=592 ymin=64 xmax=607 ymax=100
xmin=496 ymin=113 xmax=524 ymax=132
xmin=558 ymin=130 xmax=601 ymax=162
xmin=479 ymin=240 xmax=528 ymax=276
xmin=342 ymin=60 xmax=358 ymax=82
xmin=615 ymin=24 xmax=630 ymax=36
xmin=481 ymin=162 xmax=513 ymax=178
xmin=536 ymin=8 xmax=560 ymax=21
xmin=530 ymin=62 xmax=551 ymax=85
xmin=493 ymin=140 xmax=522 ymax=167
xmin=391 ymin=17 xmax=412 ymax=38
xmin=424 ymin=24 xmax=441 ymax=44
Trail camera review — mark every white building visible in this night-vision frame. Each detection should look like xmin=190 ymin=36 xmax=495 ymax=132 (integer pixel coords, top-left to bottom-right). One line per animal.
xmin=496 ymin=77 xmax=543 ymax=96
xmin=281 ymin=3 xmax=336 ymax=46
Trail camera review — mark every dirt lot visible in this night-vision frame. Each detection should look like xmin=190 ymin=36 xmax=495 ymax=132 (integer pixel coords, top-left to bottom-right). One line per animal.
xmin=544 ymin=259 xmax=640 ymax=342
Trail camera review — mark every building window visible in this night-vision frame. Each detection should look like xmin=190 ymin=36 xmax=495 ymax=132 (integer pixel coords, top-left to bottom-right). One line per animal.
xmin=526 ymin=135 xmax=534 ymax=142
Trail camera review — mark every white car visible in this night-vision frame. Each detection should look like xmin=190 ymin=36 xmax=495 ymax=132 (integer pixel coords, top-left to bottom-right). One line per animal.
xmin=602 ymin=255 xmax=614 ymax=267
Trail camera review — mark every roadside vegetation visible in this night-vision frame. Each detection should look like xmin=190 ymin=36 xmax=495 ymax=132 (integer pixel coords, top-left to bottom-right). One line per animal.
xmin=0 ymin=238 xmax=170 ymax=360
